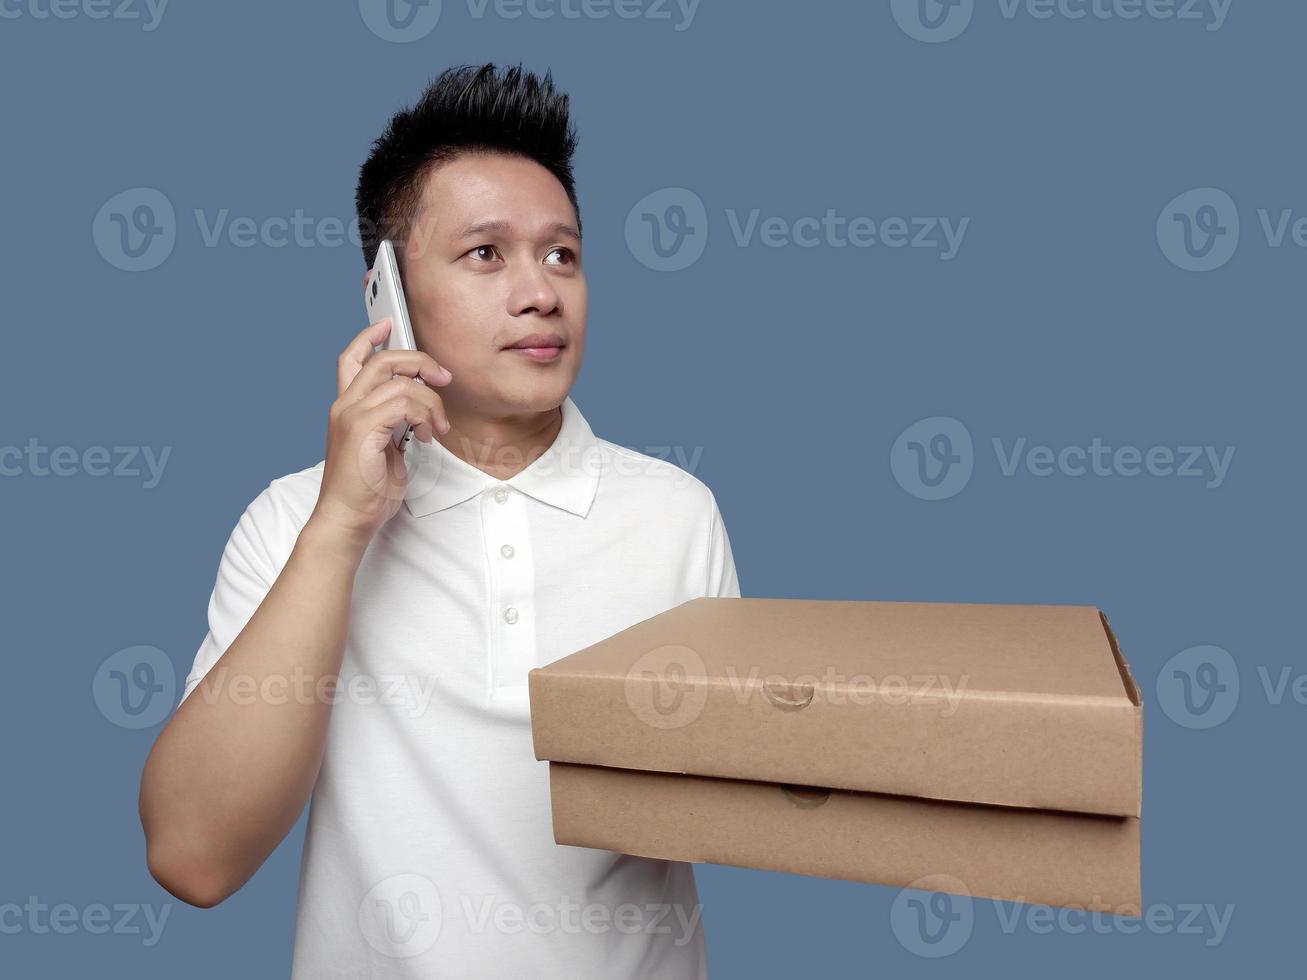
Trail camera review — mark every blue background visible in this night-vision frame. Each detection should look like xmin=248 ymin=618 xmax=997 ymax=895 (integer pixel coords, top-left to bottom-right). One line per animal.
xmin=0 ymin=0 xmax=1297 ymax=974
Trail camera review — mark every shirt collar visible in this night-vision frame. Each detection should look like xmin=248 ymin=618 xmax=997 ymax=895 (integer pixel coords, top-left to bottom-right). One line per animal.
xmin=402 ymin=395 xmax=602 ymax=519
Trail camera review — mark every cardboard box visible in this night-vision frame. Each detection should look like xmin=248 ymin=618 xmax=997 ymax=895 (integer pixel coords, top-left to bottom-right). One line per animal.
xmin=529 ymin=597 xmax=1143 ymax=911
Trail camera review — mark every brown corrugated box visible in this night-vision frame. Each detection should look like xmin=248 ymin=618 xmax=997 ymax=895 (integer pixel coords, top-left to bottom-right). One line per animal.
xmin=528 ymin=597 xmax=1143 ymax=911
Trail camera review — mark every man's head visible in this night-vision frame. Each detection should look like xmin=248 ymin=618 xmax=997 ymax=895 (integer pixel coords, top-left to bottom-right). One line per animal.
xmin=356 ymin=63 xmax=585 ymax=421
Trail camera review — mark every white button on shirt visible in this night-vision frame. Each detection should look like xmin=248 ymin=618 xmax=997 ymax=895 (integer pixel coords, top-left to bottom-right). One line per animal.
xmin=179 ymin=395 xmax=740 ymax=979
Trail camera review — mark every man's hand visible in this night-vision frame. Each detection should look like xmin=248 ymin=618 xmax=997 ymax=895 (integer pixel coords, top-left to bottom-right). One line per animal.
xmin=312 ymin=318 xmax=453 ymax=543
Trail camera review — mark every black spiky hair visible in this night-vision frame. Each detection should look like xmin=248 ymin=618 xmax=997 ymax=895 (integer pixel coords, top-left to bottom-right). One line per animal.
xmin=355 ymin=62 xmax=580 ymax=270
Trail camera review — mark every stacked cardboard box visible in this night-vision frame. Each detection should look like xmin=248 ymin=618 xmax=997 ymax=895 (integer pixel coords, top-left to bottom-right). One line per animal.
xmin=529 ymin=597 xmax=1142 ymax=911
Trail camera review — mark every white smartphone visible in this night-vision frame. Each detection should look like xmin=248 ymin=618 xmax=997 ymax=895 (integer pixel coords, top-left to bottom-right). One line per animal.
xmin=364 ymin=239 xmax=422 ymax=450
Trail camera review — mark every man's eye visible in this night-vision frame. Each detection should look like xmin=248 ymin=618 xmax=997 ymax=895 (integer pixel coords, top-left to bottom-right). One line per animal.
xmin=545 ymin=247 xmax=574 ymax=265
xmin=468 ymin=245 xmax=499 ymax=262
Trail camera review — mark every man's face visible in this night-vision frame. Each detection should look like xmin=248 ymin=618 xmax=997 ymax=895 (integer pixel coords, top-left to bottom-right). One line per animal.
xmin=397 ymin=151 xmax=586 ymax=420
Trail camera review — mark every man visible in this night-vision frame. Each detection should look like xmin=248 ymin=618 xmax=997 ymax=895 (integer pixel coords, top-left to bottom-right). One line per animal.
xmin=138 ymin=62 xmax=739 ymax=978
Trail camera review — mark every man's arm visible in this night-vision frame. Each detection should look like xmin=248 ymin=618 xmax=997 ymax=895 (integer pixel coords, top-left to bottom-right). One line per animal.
xmin=138 ymin=515 xmax=367 ymax=907
xmin=706 ymin=491 xmax=741 ymax=599
xmin=138 ymin=318 xmax=454 ymax=908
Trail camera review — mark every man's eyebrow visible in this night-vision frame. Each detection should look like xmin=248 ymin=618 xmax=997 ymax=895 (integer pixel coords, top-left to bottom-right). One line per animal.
xmin=456 ymin=219 xmax=581 ymax=241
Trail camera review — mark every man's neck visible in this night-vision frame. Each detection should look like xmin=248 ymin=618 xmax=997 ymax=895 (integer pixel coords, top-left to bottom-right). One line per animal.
xmin=435 ymin=404 xmax=564 ymax=480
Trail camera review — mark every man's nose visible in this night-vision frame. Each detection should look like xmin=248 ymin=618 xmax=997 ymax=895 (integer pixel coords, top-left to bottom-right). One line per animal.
xmin=509 ymin=267 xmax=561 ymax=316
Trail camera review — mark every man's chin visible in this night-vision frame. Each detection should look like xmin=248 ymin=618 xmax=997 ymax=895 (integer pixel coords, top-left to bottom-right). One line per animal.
xmin=475 ymin=377 xmax=576 ymax=418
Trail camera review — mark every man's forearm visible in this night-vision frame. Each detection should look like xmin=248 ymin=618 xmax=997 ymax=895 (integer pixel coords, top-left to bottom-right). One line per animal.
xmin=139 ymin=516 xmax=368 ymax=907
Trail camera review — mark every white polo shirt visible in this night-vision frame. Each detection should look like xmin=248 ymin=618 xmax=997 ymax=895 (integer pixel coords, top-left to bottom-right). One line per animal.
xmin=179 ymin=394 xmax=740 ymax=979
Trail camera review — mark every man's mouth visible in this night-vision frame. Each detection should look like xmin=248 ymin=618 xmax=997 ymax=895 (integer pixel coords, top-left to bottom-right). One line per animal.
xmin=504 ymin=332 xmax=566 ymax=362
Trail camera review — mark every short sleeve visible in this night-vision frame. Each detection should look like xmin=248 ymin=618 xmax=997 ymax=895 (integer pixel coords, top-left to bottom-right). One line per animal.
xmin=706 ymin=492 xmax=741 ymax=599
xmin=178 ymin=485 xmax=285 ymax=707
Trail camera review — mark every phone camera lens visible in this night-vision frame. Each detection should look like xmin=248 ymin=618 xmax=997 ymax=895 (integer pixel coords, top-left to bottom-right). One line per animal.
xmin=372 ymin=279 xmax=379 ymax=299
